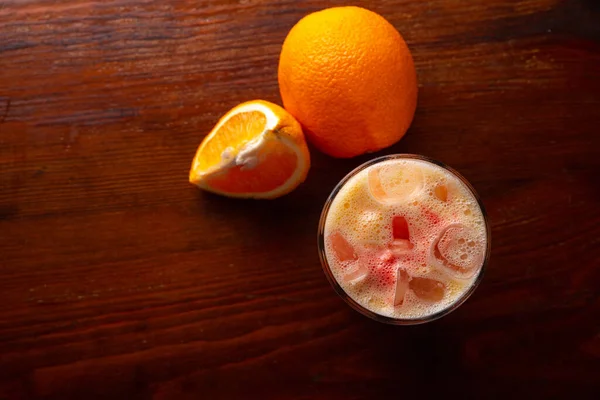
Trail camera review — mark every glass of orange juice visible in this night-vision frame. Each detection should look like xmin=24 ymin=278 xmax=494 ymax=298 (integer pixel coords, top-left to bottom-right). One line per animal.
xmin=318 ymin=154 xmax=491 ymax=324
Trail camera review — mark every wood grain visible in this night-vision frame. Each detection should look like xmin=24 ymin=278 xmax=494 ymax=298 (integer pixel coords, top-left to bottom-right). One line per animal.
xmin=1 ymin=0 xmax=599 ymax=399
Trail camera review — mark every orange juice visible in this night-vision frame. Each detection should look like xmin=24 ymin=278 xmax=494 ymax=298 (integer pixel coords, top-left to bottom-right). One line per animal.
xmin=318 ymin=155 xmax=490 ymax=324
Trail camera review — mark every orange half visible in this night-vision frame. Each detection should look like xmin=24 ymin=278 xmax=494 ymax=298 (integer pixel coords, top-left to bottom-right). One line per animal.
xmin=189 ymin=100 xmax=310 ymax=199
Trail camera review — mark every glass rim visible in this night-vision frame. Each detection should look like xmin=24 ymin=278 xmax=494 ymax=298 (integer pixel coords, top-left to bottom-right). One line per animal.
xmin=317 ymin=154 xmax=491 ymax=325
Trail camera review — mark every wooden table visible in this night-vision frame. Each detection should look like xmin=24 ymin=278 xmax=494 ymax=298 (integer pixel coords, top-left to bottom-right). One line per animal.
xmin=1 ymin=0 xmax=599 ymax=398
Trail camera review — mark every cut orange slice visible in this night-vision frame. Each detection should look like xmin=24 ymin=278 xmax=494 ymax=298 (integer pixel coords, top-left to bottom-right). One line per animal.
xmin=189 ymin=100 xmax=310 ymax=199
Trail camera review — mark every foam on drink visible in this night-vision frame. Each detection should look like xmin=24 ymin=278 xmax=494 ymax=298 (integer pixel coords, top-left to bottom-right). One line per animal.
xmin=323 ymin=158 xmax=487 ymax=320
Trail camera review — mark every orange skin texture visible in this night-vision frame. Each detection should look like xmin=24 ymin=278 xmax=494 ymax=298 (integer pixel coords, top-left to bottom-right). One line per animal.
xmin=278 ymin=6 xmax=418 ymax=158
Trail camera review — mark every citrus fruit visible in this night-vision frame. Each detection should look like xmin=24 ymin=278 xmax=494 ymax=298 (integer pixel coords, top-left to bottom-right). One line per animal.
xmin=278 ymin=6 xmax=418 ymax=158
xmin=189 ymin=100 xmax=310 ymax=199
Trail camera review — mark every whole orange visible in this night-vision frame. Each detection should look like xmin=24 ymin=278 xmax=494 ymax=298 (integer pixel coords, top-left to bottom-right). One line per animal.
xmin=278 ymin=6 xmax=418 ymax=158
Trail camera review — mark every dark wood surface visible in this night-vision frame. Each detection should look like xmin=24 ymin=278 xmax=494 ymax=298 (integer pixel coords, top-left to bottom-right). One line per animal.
xmin=1 ymin=0 xmax=599 ymax=399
